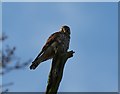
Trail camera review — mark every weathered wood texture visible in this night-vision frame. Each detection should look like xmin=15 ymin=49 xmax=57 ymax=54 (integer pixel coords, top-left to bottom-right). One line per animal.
xmin=45 ymin=50 xmax=75 ymax=94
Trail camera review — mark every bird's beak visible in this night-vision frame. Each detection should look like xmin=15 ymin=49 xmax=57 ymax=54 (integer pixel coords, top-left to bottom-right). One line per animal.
xmin=63 ymin=29 xmax=66 ymax=33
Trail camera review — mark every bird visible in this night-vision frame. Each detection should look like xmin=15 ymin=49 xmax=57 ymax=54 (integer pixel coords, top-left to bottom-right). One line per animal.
xmin=30 ymin=25 xmax=71 ymax=70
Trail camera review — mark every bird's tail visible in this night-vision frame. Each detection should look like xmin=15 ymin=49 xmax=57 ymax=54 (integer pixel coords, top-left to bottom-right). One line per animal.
xmin=30 ymin=61 xmax=39 ymax=70
xmin=30 ymin=55 xmax=46 ymax=70
xmin=30 ymin=51 xmax=43 ymax=70
xmin=30 ymin=53 xmax=53 ymax=70
xmin=30 ymin=46 xmax=55 ymax=70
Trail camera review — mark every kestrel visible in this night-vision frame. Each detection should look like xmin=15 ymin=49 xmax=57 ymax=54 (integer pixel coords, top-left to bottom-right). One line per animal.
xmin=30 ymin=25 xmax=70 ymax=70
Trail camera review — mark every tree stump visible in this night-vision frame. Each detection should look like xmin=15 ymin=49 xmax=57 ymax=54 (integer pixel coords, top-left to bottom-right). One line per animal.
xmin=45 ymin=50 xmax=75 ymax=94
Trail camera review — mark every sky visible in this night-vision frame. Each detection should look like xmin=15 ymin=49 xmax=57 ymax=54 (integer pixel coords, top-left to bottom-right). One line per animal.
xmin=2 ymin=2 xmax=118 ymax=92
xmin=1 ymin=0 xmax=120 ymax=2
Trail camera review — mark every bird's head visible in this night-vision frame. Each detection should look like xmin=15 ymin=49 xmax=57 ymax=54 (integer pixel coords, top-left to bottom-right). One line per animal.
xmin=60 ymin=25 xmax=71 ymax=35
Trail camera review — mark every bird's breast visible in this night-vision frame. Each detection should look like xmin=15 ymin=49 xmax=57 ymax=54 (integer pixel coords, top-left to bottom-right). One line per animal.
xmin=58 ymin=34 xmax=70 ymax=52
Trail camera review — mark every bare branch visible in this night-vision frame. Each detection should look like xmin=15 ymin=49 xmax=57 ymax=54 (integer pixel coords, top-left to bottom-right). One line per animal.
xmin=0 ymin=33 xmax=8 ymax=41
xmin=1 ymin=33 xmax=32 ymax=92
xmin=0 ymin=59 xmax=31 ymax=75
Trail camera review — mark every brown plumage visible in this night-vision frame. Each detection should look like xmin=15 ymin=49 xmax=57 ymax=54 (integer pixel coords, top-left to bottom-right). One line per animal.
xmin=30 ymin=25 xmax=70 ymax=70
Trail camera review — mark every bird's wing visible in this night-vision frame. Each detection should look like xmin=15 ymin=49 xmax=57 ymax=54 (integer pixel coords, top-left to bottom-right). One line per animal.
xmin=33 ymin=32 xmax=61 ymax=62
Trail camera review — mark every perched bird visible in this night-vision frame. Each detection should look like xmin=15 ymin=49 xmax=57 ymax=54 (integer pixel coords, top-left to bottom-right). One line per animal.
xmin=30 ymin=25 xmax=71 ymax=70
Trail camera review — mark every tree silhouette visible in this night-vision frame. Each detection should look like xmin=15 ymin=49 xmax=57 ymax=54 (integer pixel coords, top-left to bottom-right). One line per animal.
xmin=0 ymin=33 xmax=31 ymax=92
